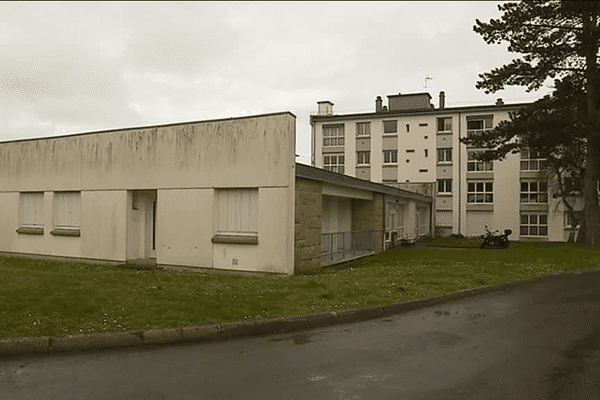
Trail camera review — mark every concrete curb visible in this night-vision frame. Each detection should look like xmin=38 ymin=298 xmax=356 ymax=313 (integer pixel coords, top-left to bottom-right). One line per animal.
xmin=2 ymin=267 xmax=600 ymax=358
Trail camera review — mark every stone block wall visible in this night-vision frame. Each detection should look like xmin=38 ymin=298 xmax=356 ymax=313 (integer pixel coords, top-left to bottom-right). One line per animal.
xmin=351 ymin=193 xmax=385 ymax=254
xmin=294 ymin=177 xmax=322 ymax=274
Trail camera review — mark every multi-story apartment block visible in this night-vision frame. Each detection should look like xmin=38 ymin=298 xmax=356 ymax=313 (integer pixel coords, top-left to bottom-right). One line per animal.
xmin=310 ymin=91 xmax=576 ymax=242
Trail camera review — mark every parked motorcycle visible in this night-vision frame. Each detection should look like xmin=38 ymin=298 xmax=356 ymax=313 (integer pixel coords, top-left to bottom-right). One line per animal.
xmin=480 ymin=225 xmax=512 ymax=249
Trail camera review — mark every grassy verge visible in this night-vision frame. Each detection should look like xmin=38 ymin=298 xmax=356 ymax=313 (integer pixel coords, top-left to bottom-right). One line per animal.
xmin=1 ymin=242 xmax=599 ymax=338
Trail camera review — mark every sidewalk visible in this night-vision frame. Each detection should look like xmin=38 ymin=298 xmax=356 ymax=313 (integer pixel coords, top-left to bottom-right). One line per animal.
xmin=5 ymin=268 xmax=598 ymax=358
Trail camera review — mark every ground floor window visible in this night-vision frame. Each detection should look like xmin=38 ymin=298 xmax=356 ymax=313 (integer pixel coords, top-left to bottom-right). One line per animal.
xmin=20 ymin=192 xmax=44 ymax=228
xmin=54 ymin=191 xmax=80 ymax=229
xmin=520 ymin=213 xmax=548 ymax=236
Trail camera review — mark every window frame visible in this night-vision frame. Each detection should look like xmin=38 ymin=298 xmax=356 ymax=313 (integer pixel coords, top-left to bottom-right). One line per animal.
xmin=51 ymin=191 xmax=81 ymax=236
xmin=383 ymin=120 xmax=398 ymax=135
xmin=356 ymin=151 xmax=370 ymax=166
xmin=520 ymin=213 xmax=548 ymax=237
xmin=437 ymin=179 xmax=452 ymax=194
xmin=323 ymin=154 xmax=345 ymax=174
xmin=520 ymin=180 xmax=548 ymax=203
xmin=467 ymin=181 xmax=493 ymax=203
xmin=520 ymin=147 xmax=547 ymax=171
xmin=322 ymin=124 xmax=345 ymax=147
xmin=383 ymin=149 xmax=398 ymax=164
xmin=466 ymin=115 xmax=493 ymax=139
xmin=212 ymin=188 xmax=259 ymax=245
xmin=467 ymin=150 xmax=493 ymax=171
xmin=17 ymin=192 xmax=45 ymax=235
xmin=437 ymin=148 xmax=452 ymax=163
xmin=436 ymin=117 xmax=452 ymax=133
xmin=356 ymin=122 xmax=370 ymax=137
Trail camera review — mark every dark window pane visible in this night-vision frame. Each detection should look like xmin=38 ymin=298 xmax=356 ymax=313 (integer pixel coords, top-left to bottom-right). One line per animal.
xmin=476 ymin=182 xmax=484 ymax=192
xmin=539 ymin=226 xmax=548 ymax=236
xmin=521 ymin=182 xmax=528 ymax=192
xmin=521 ymin=214 xmax=528 ymax=224
xmin=521 ymin=193 xmax=529 ymax=203
xmin=476 ymin=194 xmax=484 ymax=203
xmin=521 ymin=161 xmax=528 ymax=170
xmin=485 ymin=194 xmax=493 ymax=203
xmin=530 ymin=226 xmax=538 ymax=236
xmin=530 ymin=160 xmax=538 ymax=170
xmin=485 ymin=182 xmax=493 ymax=192
xmin=447 ymin=180 xmax=452 ymax=192
xmin=530 ymin=214 xmax=538 ymax=224
xmin=539 ymin=214 xmax=547 ymax=225
xmin=468 ymin=194 xmax=475 ymax=203
xmin=468 ymin=182 xmax=475 ymax=192
xmin=468 ymin=163 xmax=475 ymax=171
xmin=530 ymin=193 xmax=538 ymax=203
xmin=520 ymin=226 xmax=529 ymax=235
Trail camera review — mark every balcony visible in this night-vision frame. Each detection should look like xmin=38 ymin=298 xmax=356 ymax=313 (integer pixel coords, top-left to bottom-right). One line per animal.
xmin=321 ymin=230 xmax=375 ymax=266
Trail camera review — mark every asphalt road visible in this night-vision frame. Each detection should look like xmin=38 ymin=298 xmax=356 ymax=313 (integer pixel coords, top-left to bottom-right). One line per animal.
xmin=2 ymin=271 xmax=600 ymax=400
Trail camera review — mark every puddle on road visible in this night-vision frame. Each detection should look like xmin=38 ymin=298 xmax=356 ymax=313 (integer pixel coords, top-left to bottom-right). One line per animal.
xmin=269 ymin=332 xmax=313 ymax=345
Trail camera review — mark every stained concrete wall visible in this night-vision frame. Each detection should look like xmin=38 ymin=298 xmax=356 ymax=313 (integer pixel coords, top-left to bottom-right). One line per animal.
xmin=0 ymin=112 xmax=296 ymax=274
xmin=351 ymin=193 xmax=385 ymax=254
xmin=294 ymin=177 xmax=322 ymax=274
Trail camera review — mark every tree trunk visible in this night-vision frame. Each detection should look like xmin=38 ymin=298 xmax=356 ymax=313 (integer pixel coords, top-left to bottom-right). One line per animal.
xmin=582 ymin=7 xmax=600 ymax=247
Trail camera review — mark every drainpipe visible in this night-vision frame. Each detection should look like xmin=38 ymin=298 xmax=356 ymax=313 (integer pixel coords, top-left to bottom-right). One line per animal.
xmin=458 ymin=111 xmax=462 ymax=235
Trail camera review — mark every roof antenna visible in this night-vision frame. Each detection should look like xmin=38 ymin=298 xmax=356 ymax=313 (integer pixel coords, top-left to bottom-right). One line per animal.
xmin=423 ymin=75 xmax=433 ymax=89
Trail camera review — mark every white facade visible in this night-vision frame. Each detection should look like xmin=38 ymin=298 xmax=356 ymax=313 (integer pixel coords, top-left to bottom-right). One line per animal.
xmin=311 ymin=92 xmax=572 ymax=242
xmin=0 ymin=113 xmax=296 ymax=274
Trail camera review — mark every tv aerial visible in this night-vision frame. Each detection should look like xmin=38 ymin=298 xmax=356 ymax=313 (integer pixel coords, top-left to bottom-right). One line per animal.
xmin=423 ymin=75 xmax=433 ymax=89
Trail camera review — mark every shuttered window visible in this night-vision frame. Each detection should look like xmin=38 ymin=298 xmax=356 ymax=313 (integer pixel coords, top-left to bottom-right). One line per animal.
xmin=21 ymin=192 xmax=44 ymax=227
xmin=54 ymin=192 xmax=80 ymax=229
xmin=215 ymin=188 xmax=258 ymax=235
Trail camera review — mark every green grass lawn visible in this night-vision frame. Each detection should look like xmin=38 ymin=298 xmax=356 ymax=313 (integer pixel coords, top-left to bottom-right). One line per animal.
xmin=1 ymin=241 xmax=599 ymax=338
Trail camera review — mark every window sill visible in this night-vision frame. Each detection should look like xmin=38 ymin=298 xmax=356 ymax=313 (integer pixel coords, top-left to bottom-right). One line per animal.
xmin=356 ymin=164 xmax=370 ymax=167
xmin=51 ymin=228 xmax=81 ymax=237
xmin=436 ymin=131 xmax=452 ymax=135
xmin=382 ymin=134 xmax=398 ymax=137
xmin=16 ymin=227 xmax=44 ymax=235
xmin=437 ymin=162 xmax=453 ymax=165
xmin=436 ymin=193 xmax=452 ymax=196
xmin=383 ymin=163 xmax=398 ymax=167
xmin=212 ymin=234 xmax=258 ymax=245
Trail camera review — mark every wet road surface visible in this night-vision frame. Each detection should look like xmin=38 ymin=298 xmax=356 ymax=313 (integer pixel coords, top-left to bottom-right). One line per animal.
xmin=2 ymin=271 xmax=600 ymax=399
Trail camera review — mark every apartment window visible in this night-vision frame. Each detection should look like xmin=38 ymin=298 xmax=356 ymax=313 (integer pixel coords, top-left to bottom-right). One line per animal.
xmin=52 ymin=191 xmax=81 ymax=236
xmin=520 ymin=148 xmax=547 ymax=171
xmin=356 ymin=151 xmax=370 ymax=165
xmin=383 ymin=150 xmax=398 ymax=164
xmin=467 ymin=150 xmax=493 ymax=171
xmin=323 ymin=124 xmax=345 ymax=147
xmin=356 ymin=122 xmax=370 ymax=137
xmin=467 ymin=181 xmax=493 ymax=203
xmin=466 ymin=115 xmax=493 ymax=138
xmin=520 ymin=213 xmax=548 ymax=236
xmin=384 ymin=120 xmax=397 ymax=134
xmin=324 ymin=154 xmax=345 ymax=174
xmin=436 ymin=117 xmax=452 ymax=133
xmin=18 ymin=192 xmax=44 ymax=234
xmin=405 ymin=124 xmax=410 ymax=133
xmin=213 ymin=188 xmax=258 ymax=244
xmin=437 ymin=179 xmax=452 ymax=194
xmin=521 ymin=181 xmax=548 ymax=203
xmin=424 ymin=149 xmax=428 ymax=157
xmin=437 ymin=148 xmax=452 ymax=163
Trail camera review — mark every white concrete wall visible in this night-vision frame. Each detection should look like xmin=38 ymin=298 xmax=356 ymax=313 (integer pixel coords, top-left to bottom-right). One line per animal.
xmin=0 ymin=112 xmax=296 ymax=273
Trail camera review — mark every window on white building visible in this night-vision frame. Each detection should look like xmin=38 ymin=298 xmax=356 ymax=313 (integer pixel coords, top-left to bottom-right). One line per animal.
xmin=467 ymin=150 xmax=493 ymax=171
xmin=436 ymin=117 xmax=452 ymax=133
xmin=520 ymin=213 xmax=548 ymax=236
xmin=324 ymin=155 xmax=345 ymax=173
xmin=214 ymin=188 xmax=258 ymax=236
xmin=467 ymin=182 xmax=493 ymax=203
xmin=356 ymin=122 xmax=370 ymax=137
xmin=520 ymin=148 xmax=547 ymax=171
xmin=437 ymin=148 xmax=452 ymax=163
xmin=356 ymin=151 xmax=370 ymax=165
xmin=20 ymin=192 xmax=44 ymax=229
xmin=323 ymin=124 xmax=345 ymax=147
xmin=437 ymin=179 xmax=452 ymax=194
xmin=466 ymin=115 xmax=493 ymax=138
xmin=383 ymin=120 xmax=397 ymax=134
xmin=383 ymin=150 xmax=398 ymax=164
xmin=520 ymin=181 xmax=548 ymax=203
xmin=53 ymin=192 xmax=81 ymax=235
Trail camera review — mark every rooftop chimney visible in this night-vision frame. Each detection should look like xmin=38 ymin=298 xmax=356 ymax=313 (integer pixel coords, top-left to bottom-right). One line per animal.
xmin=496 ymin=98 xmax=504 ymax=106
xmin=375 ymin=96 xmax=383 ymax=112
xmin=317 ymin=100 xmax=334 ymax=115
xmin=439 ymin=91 xmax=445 ymax=109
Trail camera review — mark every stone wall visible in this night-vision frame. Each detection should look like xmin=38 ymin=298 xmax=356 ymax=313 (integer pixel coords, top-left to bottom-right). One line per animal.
xmin=294 ymin=177 xmax=322 ymax=274
xmin=351 ymin=193 xmax=385 ymax=254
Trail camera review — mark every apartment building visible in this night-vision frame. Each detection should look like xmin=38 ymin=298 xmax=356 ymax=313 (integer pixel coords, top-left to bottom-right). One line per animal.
xmin=310 ymin=91 xmax=575 ymax=242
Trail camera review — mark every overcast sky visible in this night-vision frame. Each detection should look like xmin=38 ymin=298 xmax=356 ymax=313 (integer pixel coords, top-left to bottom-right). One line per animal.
xmin=1 ymin=1 xmax=552 ymax=164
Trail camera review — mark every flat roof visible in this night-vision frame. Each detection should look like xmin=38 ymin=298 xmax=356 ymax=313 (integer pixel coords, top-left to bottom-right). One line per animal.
xmin=310 ymin=102 xmax=530 ymax=123
xmin=295 ymin=163 xmax=432 ymax=203
xmin=0 ymin=111 xmax=297 ymax=145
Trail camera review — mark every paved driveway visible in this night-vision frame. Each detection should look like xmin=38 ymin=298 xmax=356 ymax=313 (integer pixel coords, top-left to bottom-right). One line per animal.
xmin=2 ymin=271 xmax=600 ymax=399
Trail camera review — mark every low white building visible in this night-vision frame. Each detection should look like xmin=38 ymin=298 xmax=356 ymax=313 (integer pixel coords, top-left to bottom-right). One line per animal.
xmin=310 ymin=91 xmax=578 ymax=242
xmin=0 ymin=112 xmax=432 ymax=274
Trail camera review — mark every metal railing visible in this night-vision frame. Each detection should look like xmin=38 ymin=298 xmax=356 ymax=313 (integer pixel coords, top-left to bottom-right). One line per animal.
xmin=321 ymin=230 xmax=374 ymax=265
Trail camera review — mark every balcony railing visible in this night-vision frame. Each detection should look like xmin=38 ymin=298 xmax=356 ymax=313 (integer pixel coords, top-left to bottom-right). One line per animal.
xmin=321 ymin=230 xmax=374 ymax=265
